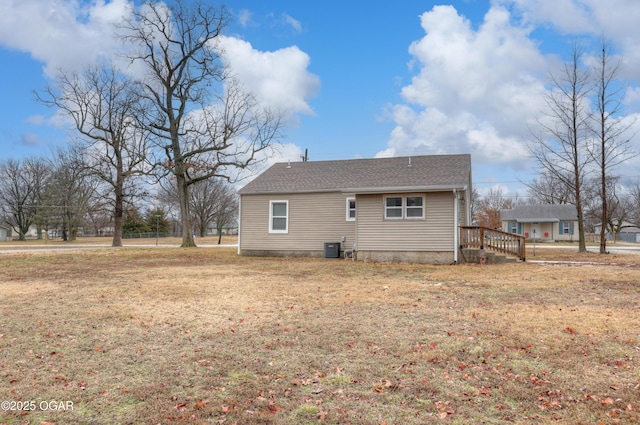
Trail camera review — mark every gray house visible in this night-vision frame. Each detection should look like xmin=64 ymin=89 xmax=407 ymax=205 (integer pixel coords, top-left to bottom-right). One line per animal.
xmin=237 ymin=154 xmax=472 ymax=264
xmin=593 ymin=221 xmax=640 ymax=243
xmin=501 ymin=204 xmax=578 ymax=242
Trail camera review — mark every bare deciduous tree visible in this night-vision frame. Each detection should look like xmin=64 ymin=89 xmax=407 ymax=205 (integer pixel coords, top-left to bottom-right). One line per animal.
xmin=42 ymin=147 xmax=101 ymax=241
xmin=477 ymin=187 xmax=513 ymax=229
xmin=470 ymin=188 xmax=481 ymax=225
xmin=0 ymin=158 xmax=49 ymax=240
xmin=588 ymin=40 xmax=637 ymax=253
xmin=525 ymin=170 xmax=575 ymax=205
xmin=189 ymin=177 xmax=234 ymax=238
xmin=120 ymin=0 xmax=283 ymax=247
xmin=158 ymin=175 xmax=237 ymax=242
xmin=528 ymin=43 xmax=591 ymax=252
xmin=209 ymin=183 xmax=238 ymax=244
xmin=629 ymin=181 xmax=640 ymax=227
xmin=37 ymin=64 xmax=149 ymax=247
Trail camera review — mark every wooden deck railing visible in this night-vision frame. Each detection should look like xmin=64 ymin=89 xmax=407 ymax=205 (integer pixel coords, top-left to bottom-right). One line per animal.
xmin=460 ymin=226 xmax=526 ymax=261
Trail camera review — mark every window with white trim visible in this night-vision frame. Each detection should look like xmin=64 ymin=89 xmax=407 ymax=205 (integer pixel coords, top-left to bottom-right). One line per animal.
xmin=269 ymin=200 xmax=288 ymax=233
xmin=346 ymin=198 xmax=356 ymax=221
xmin=405 ymin=196 xmax=424 ymax=219
xmin=384 ymin=195 xmax=425 ymax=219
xmin=385 ymin=196 xmax=403 ymax=219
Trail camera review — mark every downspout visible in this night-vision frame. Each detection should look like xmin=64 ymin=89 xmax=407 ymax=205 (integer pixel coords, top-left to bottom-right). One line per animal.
xmin=237 ymin=195 xmax=242 ymax=255
xmin=453 ymin=189 xmax=459 ymax=263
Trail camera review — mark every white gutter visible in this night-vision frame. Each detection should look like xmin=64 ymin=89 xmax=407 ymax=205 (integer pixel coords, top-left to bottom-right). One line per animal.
xmin=240 ymin=184 xmax=469 ymax=196
xmin=341 ymin=184 xmax=468 ymax=194
xmin=453 ymin=189 xmax=459 ymax=263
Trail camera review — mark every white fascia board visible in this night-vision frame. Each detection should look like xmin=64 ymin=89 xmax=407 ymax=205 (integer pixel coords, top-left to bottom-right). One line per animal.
xmin=340 ymin=184 xmax=468 ymax=194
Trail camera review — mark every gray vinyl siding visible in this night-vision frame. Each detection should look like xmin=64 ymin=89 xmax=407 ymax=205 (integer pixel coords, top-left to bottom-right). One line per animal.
xmin=240 ymin=192 xmax=356 ymax=252
xmin=356 ymin=192 xmax=454 ymax=252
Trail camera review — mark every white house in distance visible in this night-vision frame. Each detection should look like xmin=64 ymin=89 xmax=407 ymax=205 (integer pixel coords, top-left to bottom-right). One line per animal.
xmin=237 ymin=154 xmax=472 ymax=264
xmin=501 ymin=204 xmax=578 ymax=242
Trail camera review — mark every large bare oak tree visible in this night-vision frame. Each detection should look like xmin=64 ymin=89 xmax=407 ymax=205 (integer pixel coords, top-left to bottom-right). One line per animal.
xmin=120 ymin=0 xmax=283 ymax=247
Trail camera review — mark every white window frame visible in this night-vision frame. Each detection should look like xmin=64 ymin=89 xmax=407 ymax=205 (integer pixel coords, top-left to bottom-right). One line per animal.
xmin=346 ymin=197 xmax=356 ymax=221
xmin=385 ymin=196 xmax=403 ymax=219
xmin=562 ymin=221 xmax=571 ymax=234
xmin=405 ymin=195 xmax=425 ymax=219
xmin=384 ymin=195 xmax=426 ymax=220
xmin=269 ymin=200 xmax=288 ymax=233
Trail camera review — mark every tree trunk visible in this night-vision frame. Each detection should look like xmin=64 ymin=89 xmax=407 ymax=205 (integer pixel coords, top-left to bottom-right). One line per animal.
xmin=177 ymin=174 xmax=196 ymax=248
xmin=199 ymin=216 xmax=207 ymax=238
xmin=112 ymin=197 xmax=124 ymax=247
xmin=67 ymin=210 xmax=77 ymax=242
xmin=112 ymin=171 xmax=124 ymax=247
xmin=575 ymin=187 xmax=587 ymax=253
xmin=16 ymin=215 xmax=29 ymax=241
xmin=599 ymin=164 xmax=607 ymax=254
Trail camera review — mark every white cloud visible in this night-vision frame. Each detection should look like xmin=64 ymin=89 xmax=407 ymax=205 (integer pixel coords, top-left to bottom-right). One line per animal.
xmin=214 ymin=36 xmax=320 ymax=117
xmin=20 ymin=133 xmax=42 ymax=147
xmin=496 ymin=0 xmax=594 ymax=33
xmin=499 ymin=0 xmax=640 ymax=80
xmin=382 ymin=5 xmax=545 ymax=166
xmin=625 ymin=87 xmax=640 ymax=113
xmin=234 ymin=142 xmax=303 ymax=188
xmin=0 ymin=0 xmax=132 ymax=75
xmin=283 ymin=14 xmax=303 ymax=33
xmin=25 ymin=115 xmax=45 ymax=126
xmin=237 ymin=9 xmax=253 ymax=28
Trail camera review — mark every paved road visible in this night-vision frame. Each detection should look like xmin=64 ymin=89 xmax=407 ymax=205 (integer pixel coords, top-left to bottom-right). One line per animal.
xmin=533 ymin=243 xmax=640 ymax=255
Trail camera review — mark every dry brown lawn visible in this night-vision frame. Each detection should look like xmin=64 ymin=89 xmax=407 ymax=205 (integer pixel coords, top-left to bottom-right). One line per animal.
xmin=0 ymin=246 xmax=639 ymax=424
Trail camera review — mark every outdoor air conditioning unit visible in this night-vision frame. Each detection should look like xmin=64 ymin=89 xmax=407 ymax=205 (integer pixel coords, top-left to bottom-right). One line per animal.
xmin=324 ymin=242 xmax=340 ymax=258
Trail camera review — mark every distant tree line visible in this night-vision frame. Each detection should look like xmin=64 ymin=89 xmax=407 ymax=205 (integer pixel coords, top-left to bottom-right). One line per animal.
xmin=0 ymin=147 xmax=239 ymax=243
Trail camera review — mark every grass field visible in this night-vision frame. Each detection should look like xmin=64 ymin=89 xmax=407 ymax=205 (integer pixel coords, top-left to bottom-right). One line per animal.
xmin=0 ymin=245 xmax=639 ymax=424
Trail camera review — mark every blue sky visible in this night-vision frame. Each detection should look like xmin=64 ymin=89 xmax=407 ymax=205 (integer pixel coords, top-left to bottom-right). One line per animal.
xmin=1 ymin=0 xmax=640 ymax=196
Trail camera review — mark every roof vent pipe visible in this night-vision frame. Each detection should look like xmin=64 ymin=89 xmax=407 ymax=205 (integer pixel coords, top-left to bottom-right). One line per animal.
xmin=287 ymin=160 xmax=291 ymax=169
xmin=408 ymin=157 xmax=412 ymax=167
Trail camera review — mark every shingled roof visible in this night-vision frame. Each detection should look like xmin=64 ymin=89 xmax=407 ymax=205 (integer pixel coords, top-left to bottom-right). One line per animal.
xmin=501 ymin=204 xmax=577 ymax=223
xmin=238 ymin=154 xmax=471 ymax=195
